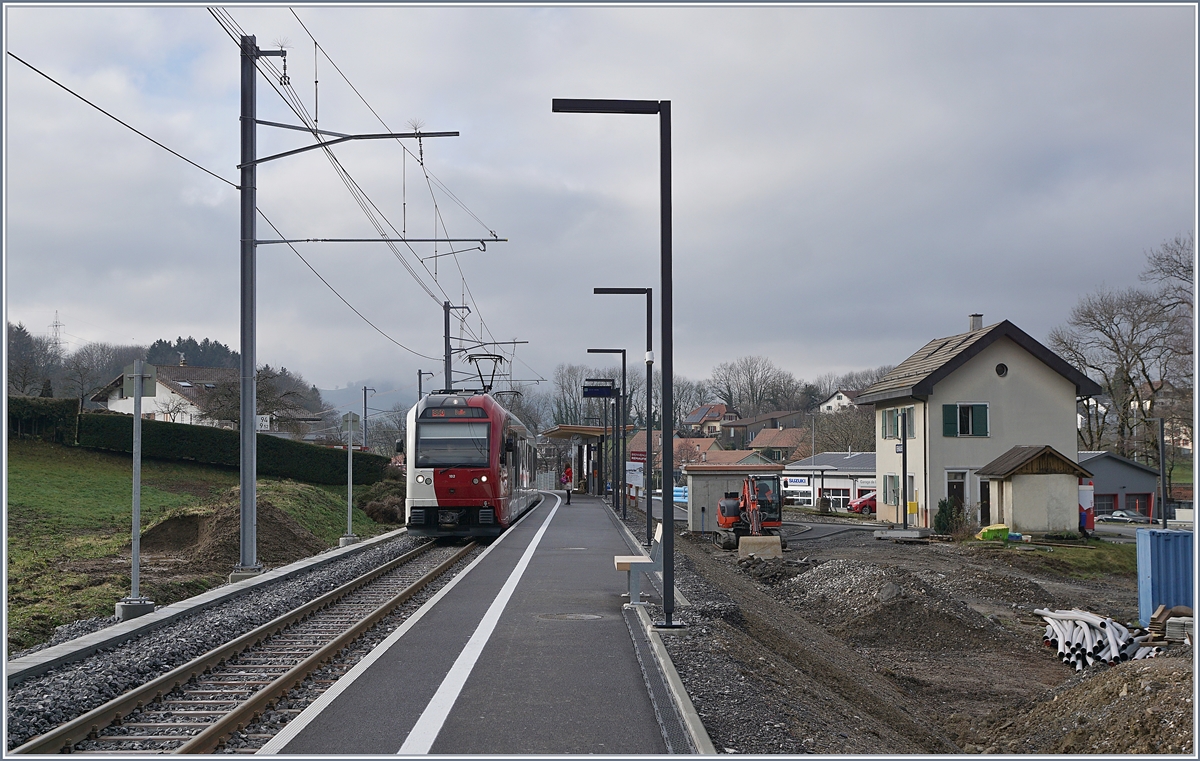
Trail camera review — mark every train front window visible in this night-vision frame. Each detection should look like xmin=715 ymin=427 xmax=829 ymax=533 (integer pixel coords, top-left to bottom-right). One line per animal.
xmin=416 ymin=422 xmax=490 ymax=467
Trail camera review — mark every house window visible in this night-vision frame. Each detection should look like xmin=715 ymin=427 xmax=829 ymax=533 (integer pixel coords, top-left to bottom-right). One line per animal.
xmin=882 ymin=406 xmax=916 ymax=439
xmin=825 ymin=405 xmax=833 ymax=411
xmin=836 ymin=394 xmax=843 ymax=401
xmin=824 ymin=488 xmax=850 ymax=509
xmin=943 ymin=403 xmax=989 ymax=437
xmin=883 ymin=474 xmax=899 ymax=505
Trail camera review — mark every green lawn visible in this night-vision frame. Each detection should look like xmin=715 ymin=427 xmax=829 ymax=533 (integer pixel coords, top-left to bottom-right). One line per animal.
xmin=6 ymin=439 xmax=391 ymax=650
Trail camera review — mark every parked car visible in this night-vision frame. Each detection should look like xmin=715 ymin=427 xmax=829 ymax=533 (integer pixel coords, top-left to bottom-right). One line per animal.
xmin=848 ymin=491 xmax=876 ymax=517
xmin=1096 ymin=510 xmax=1151 ymax=524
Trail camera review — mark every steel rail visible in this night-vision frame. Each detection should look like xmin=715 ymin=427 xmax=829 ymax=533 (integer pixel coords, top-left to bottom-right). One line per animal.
xmin=176 ymin=542 xmax=476 ymax=753
xmin=10 ymin=539 xmax=459 ymax=754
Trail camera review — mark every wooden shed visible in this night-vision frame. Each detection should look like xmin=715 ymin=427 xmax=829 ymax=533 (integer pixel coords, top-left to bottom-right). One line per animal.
xmin=975 ymin=445 xmax=1092 ymax=534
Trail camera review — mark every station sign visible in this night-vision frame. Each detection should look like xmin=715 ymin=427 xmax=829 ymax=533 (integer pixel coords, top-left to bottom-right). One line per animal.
xmin=630 ymin=450 xmax=647 ymax=463
xmin=582 ymin=385 xmax=614 ymax=398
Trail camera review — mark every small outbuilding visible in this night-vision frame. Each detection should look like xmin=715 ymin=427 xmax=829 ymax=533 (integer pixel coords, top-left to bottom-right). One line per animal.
xmin=975 ymin=445 xmax=1092 ymax=534
xmin=681 ymin=463 xmax=785 ymax=534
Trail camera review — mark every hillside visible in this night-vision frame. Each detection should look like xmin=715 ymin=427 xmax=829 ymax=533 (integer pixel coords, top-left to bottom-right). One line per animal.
xmin=6 ymin=440 xmax=392 ymax=650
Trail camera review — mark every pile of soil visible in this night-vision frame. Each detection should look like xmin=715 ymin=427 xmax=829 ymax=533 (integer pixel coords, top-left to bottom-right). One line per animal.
xmin=644 ymin=519 xmax=1192 ymax=754
xmin=139 ymin=491 xmax=329 ymax=574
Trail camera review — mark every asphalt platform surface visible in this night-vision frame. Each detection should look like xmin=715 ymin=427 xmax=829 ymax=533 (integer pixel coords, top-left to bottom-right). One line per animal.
xmin=263 ymin=492 xmax=670 ymax=755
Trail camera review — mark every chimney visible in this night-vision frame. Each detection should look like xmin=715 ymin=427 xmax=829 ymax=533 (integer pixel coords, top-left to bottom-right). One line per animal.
xmin=178 ymin=352 xmax=187 ymax=367
xmin=969 ymin=313 xmax=983 ymax=331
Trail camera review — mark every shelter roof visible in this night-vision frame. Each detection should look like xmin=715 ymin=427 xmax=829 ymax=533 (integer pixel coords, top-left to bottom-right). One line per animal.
xmin=976 ymin=445 xmax=1092 ymax=479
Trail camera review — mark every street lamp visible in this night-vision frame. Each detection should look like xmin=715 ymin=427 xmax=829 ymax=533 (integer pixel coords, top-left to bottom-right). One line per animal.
xmin=589 ymin=348 xmax=627 ymax=518
xmin=554 ymin=97 xmax=679 ymax=627
xmin=594 ymin=287 xmax=653 ymax=545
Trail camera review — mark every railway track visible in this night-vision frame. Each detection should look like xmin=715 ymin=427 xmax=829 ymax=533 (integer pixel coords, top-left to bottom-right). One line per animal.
xmin=12 ymin=540 xmax=477 ymax=755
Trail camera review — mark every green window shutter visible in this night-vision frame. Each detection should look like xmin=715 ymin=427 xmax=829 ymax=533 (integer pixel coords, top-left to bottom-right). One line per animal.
xmin=973 ymin=404 xmax=989 ymax=437
xmin=942 ymin=405 xmax=958 ymax=437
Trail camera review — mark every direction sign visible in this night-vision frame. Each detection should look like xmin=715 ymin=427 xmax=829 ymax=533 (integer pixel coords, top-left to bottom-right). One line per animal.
xmin=256 ymin=415 xmax=271 ymax=432
xmin=341 ymin=412 xmax=360 ymax=432
xmin=122 ymin=363 xmax=157 ymax=398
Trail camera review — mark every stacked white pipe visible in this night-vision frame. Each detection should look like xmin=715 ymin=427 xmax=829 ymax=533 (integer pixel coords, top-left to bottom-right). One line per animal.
xmin=1035 ymin=608 xmax=1162 ymax=671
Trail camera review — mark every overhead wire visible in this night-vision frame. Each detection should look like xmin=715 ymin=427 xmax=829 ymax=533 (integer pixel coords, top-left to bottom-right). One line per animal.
xmin=286 ymin=8 xmax=534 ymax=381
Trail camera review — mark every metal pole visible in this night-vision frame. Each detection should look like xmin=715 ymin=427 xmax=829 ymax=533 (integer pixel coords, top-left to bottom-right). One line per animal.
xmin=901 ymin=409 xmax=909 ymax=530
xmin=363 ymin=386 xmax=375 ymax=452
xmin=131 ymin=360 xmax=143 ymax=599
xmin=601 ymin=401 xmax=607 ymax=502
xmin=659 ymin=100 xmax=676 ymax=627
xmin=1159 ymin=417 xmax=1168 ymax=528
xmin=443 ymin=301 xmax=452 ymax=392
xmin=238 ymin=35 xmax=259 ymax=573
xmin=646 ymin=289 xmax=654 ymax=546
xmin=418 ymin=369 xmax=423 ymax=398
xmin=621 ymin=351 xmax=627 ymax=518
xmin=347 ymin=424 xmax=354 ymax=536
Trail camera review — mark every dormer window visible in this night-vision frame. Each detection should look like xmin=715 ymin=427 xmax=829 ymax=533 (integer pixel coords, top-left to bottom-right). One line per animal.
xmin=178 ymin=381 xmax=193 ymax=388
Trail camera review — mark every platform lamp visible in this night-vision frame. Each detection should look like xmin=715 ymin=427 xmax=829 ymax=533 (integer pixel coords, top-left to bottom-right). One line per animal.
xmin=594 ymin=287 xmax=653 ymax=543
xmin=588 ymin=348 xmax=627 ymax=518
xmin=555 ymin=97 xmax=679 ymax=628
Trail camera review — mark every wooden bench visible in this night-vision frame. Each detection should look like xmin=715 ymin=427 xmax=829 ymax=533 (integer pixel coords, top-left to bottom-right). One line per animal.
xmin=614 ymin=523 xmax=663 ymax=604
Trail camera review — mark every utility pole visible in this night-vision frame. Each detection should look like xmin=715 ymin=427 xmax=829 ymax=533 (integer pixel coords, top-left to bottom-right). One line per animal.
xmin=363 ymin=386 xmax=375 ymax=453
xmin=234 ymin=36 xmax=285 ymax=582
xmin=1158 ymin=417 xmax=1168 ymax=528
xmin=341 ymin=412 xmax=361 ymax=546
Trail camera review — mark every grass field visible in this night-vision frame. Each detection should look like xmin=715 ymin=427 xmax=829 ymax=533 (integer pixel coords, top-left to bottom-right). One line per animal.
xmin=6 ymin=439 xmax=392 ymax=650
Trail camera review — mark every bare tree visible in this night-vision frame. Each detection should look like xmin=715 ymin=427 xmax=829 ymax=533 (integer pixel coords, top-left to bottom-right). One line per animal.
xmin=710 ymin=356 xmax=794 ymax=417
xmin=156 ymin=394 xmax=192 ymax=423
xmin=7 ymin=323 xmax=60 ymax=396
xmin=814 ymin=406 xmax=875 ymax=453
xmin=63 ymin=342 xmax=119 ymax=407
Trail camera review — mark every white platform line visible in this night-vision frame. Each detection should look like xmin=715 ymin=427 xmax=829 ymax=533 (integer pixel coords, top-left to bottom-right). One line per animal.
xmin=397 ymin=496 xmax=560 ymax=755
xmin=257 ymin=495 xmax=554 ymax=755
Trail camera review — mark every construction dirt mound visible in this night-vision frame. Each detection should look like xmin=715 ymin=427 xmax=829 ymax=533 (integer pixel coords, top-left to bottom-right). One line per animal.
xmin=140 ymin=491 xmax=328 ymax=574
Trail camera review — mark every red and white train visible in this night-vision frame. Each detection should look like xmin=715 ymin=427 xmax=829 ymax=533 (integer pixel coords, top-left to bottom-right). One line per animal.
xmin=405 ymin=392 xmax=539 ymax=537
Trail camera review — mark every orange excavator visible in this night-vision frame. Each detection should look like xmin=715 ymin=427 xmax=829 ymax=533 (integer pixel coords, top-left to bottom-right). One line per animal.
xmin=714 ymin=474 xmax=786 ymax=551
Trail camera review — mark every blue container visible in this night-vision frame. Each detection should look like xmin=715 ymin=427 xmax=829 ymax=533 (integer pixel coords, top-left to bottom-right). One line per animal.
xmin=1136 ymin=529 xmax=1194 ymax=626
xmin=673 ymin=486 xmax=689 ymax=504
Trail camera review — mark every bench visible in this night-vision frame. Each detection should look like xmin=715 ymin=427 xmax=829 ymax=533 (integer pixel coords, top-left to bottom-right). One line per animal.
xmin=614 ymin=522 xmax=663 ymax=604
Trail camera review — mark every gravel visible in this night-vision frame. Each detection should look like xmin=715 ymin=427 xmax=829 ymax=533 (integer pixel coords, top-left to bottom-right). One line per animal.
xmin=5 ymin=534 xmax=426 ymax=750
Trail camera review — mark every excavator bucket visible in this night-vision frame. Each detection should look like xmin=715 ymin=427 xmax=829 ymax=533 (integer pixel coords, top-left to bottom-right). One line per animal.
xmin=738 ymin=534 xmax=783 ymax=559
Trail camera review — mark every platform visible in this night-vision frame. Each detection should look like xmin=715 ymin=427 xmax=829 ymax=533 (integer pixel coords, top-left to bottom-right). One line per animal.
xmin=262 ymin=492 xmax=703 ymax=755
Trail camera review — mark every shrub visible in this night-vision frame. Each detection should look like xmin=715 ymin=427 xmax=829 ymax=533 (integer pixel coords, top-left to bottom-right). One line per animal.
xmin=933 ymin=497 xmax=965 ymax=535
xmin=7 ymin=396 xmax=79 ymax=443
xmin=364 ymin=496 xmax=405 ymax=524
xmin=77 ymin=413 xmax=389 ymax=485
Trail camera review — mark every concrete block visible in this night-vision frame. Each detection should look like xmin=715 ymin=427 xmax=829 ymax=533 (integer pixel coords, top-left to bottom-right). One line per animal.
xmin=339 ymin=535 xmax=361 ymax=547
xmin=874 ymin=528 xmax=932 ymax=540
xmin=738 ymin=535 xmax=783 ymax=559
xmin=115 ymin=600 xmax=155 ymax=621
xmin=228 ymin=568 xmax=264 ymax=583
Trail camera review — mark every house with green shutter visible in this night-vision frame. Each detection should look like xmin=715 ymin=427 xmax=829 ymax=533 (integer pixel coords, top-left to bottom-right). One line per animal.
xmin=856 ymin=314 xmax=1102 ymax=528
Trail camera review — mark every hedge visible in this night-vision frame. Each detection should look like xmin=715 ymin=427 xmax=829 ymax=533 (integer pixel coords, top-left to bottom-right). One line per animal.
xmin=77 ymin=413 xmax=389 ymax=485
xmin=8 ymin=396 xmax=80 ymax=443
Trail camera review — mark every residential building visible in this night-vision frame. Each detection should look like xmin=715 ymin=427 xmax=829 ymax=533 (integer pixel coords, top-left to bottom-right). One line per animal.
xmin=856 ymin=315 xmax=1102 ymax=527
xmin=719 ymin=410 xmax=805 ymax=449
xmin=817 ymin=389 xmax=860 ymax=413
xmin=976 ymin=445 xmax=1092 ymax=533
xmin=784 ymin=452 xmax=876 ymax=508
xmin=747 ymin=426 xmax=811 ymax=463
xmin=91 ymin=364 xmax=238 ymax=426
xmin=682 ymin=403 xmax=735 ymax=436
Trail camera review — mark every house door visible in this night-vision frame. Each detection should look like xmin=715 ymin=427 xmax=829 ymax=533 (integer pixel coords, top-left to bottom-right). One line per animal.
xmin=947 ymin=471 xmax=967 ymax=511
xmin=980 ymin=480 xmax=991 ymax=525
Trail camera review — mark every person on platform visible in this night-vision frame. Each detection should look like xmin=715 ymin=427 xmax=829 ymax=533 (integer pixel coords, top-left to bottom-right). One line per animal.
xmin=562 ymin=464 xmax=573 ymax=504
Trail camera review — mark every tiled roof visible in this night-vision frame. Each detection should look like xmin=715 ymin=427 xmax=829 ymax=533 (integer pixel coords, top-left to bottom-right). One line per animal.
xmin=683 ymin=404 xmax=728 ymax=426
xmin=857 ymin=320 xmax=1102 ymax=405
xmin=1078 ymin=450 xmax=1161 ymax=476
xmin=976 ymin=445 xmax=1091 ymax=479
xmin=721 ymin=410 xmax=804 ymax=428
xmin=748 ymin=427 xmax=809 ymax=450
xmin=696 ymin=449 xmax=772 ymax=465
xmin=91 ymin=364 xmax=238 ymax=405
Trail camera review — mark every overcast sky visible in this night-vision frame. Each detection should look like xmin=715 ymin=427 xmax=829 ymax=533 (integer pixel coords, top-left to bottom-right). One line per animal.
xmin=4 ymin=3 xmax=1195 ymax=412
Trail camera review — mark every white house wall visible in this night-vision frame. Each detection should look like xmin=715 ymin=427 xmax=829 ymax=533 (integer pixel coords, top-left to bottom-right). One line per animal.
xmin=927 ymin=337 xmax=1078 ymax=524
xmin=104 ymin=387 xmax=208 ymax=425
xmin=875 ymin=336 xmax=1078 ymax=528
xmin=1010 ymin=475 xmax=1078 ymax=534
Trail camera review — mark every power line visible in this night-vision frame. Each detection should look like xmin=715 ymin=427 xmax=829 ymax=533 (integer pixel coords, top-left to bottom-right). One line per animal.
xmin=6 ymin=51 xmax=238 ymax=189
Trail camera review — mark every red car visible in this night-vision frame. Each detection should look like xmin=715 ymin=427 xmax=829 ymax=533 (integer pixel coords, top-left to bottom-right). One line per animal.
xmin=848 ymin=491 xmax=876 ymax=517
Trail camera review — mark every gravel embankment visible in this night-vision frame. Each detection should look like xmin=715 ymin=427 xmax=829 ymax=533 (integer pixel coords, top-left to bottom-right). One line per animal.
xmin=6 ymin=534 xmax=426 ymax=751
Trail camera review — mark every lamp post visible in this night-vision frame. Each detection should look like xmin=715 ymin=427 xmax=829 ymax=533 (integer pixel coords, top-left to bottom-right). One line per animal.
xmin=589 ymin=348 xmax=627 ymax=518
xmin=554 ymin=97 xmax=678 ymax=627
xmin=594 ymin=288 xmax=653 ymax=541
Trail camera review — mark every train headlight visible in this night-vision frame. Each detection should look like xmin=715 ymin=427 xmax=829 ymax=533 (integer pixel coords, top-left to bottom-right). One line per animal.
xmin=472 ymin=478 xmax=480 ymax=484
xmin=480 ymin=475 xmax=488 ymax=482
xmin=415 ymin=475 xmax=426 ymax=484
